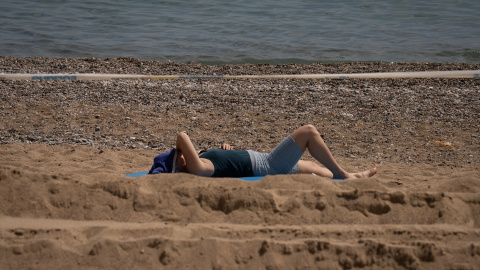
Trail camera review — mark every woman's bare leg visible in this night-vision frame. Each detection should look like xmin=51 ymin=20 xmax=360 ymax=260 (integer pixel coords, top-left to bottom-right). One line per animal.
xmin=298 ymin=160 xmax=334 ymax=178
xmin=291 ymin=125 xmax=377 ymax=180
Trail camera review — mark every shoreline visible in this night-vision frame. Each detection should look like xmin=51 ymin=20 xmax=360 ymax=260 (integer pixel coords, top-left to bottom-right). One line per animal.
xmin=2 ymin=56 xmax=480 ymax=74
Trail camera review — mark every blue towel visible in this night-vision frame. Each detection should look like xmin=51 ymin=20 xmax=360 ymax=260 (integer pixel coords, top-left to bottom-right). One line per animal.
xmin=125 ymin=171 xmax=264 ymax=181
xmin=125 ymin=172 xmax=343 ymax=182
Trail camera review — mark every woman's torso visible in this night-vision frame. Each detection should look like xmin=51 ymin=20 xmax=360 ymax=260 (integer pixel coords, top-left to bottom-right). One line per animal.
xmin=199 ymin=149 xmax=253 ymax=177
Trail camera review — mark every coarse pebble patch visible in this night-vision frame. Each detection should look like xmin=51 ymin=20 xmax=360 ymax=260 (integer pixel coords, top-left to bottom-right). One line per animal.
xmin=1 ymin=56 xmax=479 ymax=167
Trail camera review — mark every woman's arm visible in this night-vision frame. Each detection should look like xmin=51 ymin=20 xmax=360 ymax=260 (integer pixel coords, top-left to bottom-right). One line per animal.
xmin=176 ymin=132 xmax=214 ymax=176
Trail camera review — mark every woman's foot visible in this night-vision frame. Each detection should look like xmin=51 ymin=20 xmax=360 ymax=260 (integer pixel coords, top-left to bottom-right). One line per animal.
xmin=334 ymin=165 xmax=378 ymax=180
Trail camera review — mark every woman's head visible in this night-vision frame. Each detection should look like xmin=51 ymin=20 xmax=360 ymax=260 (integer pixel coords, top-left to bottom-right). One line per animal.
xmin=176 ymin=150 xmax=188 ymax=172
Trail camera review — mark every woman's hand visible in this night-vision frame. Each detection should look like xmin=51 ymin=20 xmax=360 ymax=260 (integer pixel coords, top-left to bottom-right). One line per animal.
xmin=219 ymin=143 xmax=233 ymax=150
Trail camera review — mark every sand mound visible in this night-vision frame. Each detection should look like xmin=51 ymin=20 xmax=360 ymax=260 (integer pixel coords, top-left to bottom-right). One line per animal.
xmin=2 ymin=161 xmax=480 ymax=269
xmin=1 ymin=143 xmax=480 ymax=269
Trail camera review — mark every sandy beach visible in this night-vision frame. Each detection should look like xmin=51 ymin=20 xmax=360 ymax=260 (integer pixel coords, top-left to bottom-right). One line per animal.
xmin=1 ymin=56 xmax=479 ymax=269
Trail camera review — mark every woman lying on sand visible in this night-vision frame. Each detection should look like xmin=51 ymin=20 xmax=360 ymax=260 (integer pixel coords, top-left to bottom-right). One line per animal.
xmin=149 ymin=125 xmax=377 ymax=180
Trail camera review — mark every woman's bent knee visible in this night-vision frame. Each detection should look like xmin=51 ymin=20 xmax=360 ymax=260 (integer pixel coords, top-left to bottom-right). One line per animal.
xmin=292 ymin=125 xmax=320 ymax=150
xmin=300 ymin=124 xmax=319 ymax=136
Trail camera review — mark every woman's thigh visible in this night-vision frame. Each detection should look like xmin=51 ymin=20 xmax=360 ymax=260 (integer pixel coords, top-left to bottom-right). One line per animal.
xmin=266 ymin=135 xmax=303 ymax=174
xmin=298 ymin=160 xmax=333 ymax=178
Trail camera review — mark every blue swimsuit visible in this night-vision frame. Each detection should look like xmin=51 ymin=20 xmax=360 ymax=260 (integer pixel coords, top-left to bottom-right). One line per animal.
xmin=200 ymin=149 xmax=254 ymax=177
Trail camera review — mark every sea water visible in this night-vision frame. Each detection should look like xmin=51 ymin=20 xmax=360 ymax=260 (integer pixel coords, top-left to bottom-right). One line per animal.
xmin=1 ymin=0 xmax=479 ymax=64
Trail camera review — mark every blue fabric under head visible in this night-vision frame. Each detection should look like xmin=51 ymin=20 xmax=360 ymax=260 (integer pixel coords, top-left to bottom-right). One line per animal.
xmin=149 ymin=148 xmax=176 ymax=174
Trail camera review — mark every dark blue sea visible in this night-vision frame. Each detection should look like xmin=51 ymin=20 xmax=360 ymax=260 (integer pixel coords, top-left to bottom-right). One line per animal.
xmin=1 ymin=0 xmax=479 ymax=64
